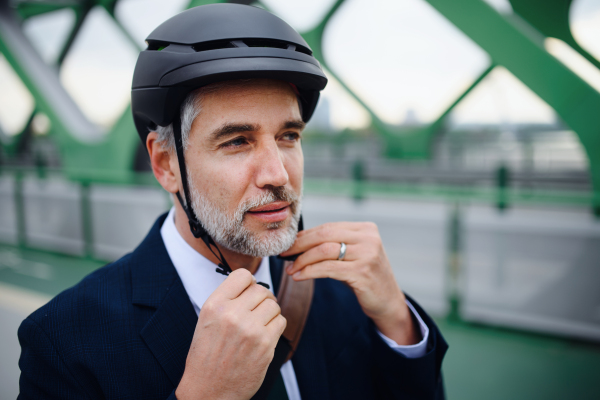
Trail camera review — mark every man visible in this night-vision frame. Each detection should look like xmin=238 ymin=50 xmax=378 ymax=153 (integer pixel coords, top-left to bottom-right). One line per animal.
xmin=18 ymin=4 xmax=447 ymax=400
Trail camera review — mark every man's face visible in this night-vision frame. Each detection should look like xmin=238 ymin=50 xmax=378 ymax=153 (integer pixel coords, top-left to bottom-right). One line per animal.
xmin=184 ymin=79 xmax=304 ymax=257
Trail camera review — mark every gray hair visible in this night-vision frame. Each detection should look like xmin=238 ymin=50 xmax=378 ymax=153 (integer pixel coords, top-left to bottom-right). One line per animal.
xmin=154 ymin=88 xmax=202 ymax=152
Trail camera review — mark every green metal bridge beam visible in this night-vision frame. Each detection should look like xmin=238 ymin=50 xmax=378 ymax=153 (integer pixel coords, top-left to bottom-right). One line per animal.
xmin=188 ymin=0 xmax=228 ymax=9
xmin=0 ymin=1 xmax=101 ymax=144
xmin=424 ymin=0 xmax=600 ymax=213
xmin=298 ymin=0 xmax=496 ymax=159
xmin=4 ymin=2 xmax=92 ymax=160
xmin=297 ymin=0 xmax=600 ymax=212
xmin=299 ymin=0 xmax=385 ymax=131
xmin=297 ymin=0 xmax=600 ymax=169
xmin=55 ymin=3 xmax=93 ymax=66
xmin=0 ymin=0 xmax=141 ymax=183
xmin=509 ymin=0 xmax=600 ymax=70
xmin=2 ymin=0 xmax=599 ymax=214
xmin=382 ymin=64 xmax=495 ymax=160
xmin=14 ymin=1 xmax=78 ymax=20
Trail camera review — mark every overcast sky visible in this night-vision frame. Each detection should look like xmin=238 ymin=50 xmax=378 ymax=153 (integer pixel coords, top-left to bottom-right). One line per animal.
xmin=1 ymin=0 xmax=599 ymax=136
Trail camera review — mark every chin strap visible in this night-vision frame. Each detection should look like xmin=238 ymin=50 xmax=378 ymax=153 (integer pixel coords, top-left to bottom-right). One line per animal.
xmin=172 ymin=112 xmax=236 ymax=279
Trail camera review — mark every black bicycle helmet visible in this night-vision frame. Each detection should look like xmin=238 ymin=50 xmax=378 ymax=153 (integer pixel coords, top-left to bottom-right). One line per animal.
xmin=131 ymin=3 xmax=327 ymax=144
xmin=131 ymin=3 xmax=327 ymax=279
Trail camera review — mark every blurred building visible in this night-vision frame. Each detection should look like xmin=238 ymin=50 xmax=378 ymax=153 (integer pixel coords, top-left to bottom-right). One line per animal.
xmin=305 ymin=97 xmax=333 ymax=133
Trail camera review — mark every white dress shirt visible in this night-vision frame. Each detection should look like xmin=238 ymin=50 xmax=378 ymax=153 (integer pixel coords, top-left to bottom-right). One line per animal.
xmin=160 ymin=207 xmax=429 ymax=399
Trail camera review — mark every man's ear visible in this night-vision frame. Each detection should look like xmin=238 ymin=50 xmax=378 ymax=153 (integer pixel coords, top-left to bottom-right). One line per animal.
xmin=146 ymin=132 xmax=179 ymax=194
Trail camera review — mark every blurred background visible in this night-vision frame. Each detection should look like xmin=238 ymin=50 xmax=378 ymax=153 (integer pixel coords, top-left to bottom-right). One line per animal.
xmin=1 ymin=0 xmax=600 ymax=398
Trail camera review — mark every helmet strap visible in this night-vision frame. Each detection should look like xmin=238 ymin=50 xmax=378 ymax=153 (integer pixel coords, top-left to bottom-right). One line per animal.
xmin=171 ymin=112 xmax=235 ymax=278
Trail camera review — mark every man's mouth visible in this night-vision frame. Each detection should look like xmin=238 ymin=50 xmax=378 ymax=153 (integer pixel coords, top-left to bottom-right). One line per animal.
xmin=246 ymin=201 xmax=290 ymax=223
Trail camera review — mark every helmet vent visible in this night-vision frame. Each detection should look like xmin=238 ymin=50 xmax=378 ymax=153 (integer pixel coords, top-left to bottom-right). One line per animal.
xmin=147 ymin=39 xmax=311 ymax=56
xmin=146 ymin=41 xmax=170 ymax=51
xmin=192 ymin=39 xmax=236 ymax=52
xmin=242 ymin=38 xmax=312 ymax=55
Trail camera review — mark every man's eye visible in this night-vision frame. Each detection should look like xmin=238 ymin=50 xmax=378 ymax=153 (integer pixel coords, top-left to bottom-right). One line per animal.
xmin=282 ymin=132 xmax=300 ymax=141
xmin=222 ymin=137 xmax=247 ymax=148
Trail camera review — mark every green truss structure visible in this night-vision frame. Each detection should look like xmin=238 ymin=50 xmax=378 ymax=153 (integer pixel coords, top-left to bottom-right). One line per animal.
xmin=0 ymin=0 xmax=599 ymax=212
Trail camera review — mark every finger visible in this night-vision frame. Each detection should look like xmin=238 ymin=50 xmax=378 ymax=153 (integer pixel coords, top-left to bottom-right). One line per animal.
xmin=287 ymin=242 xmax=357 ymax=275
xmin=213 ymin=268 xmax=255 ymax=301
xmin=281 ymin=225 xmax=363 ymax=256
xmin=300 ymin=222 xmax=369 ymax=236
xmin=252 ymin=298 xmax=282 ymax=326
xmin=236 ymin=282 xmax=277 ymax=311
xmin=266 ymin=314 xmax=287 ymax=339
xmin=292 ymin=260 xmax=351 ymax=282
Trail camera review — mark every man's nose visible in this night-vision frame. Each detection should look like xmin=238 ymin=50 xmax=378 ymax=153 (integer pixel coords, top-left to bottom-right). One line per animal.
xmin=254 ymin=141 xmax=289 ymax=188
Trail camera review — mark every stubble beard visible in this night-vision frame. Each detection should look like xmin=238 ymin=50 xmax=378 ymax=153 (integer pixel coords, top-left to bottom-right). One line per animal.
xmin=187 ymin=174 xmax=302 ymax=258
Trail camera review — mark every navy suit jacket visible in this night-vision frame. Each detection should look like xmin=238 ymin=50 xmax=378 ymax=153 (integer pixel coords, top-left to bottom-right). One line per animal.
xmin=18 ymin=213 xmax=447 ymax=399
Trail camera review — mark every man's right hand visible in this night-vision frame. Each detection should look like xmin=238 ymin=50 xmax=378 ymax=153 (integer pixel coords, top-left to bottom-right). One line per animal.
xmin=175 ymin=268 xmax=287 ymax=400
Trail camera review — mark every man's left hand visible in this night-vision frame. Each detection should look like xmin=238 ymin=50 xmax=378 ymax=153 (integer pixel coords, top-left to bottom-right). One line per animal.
xmin=280 ymin=222 xmax=421 ymax=346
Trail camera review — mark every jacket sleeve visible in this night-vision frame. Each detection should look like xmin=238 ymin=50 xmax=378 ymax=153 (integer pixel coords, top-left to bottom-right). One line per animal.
xmin=18 ymin=317 xmax=91 ymax=400
xmin=370 ymin=296 xmax=448 ymax=400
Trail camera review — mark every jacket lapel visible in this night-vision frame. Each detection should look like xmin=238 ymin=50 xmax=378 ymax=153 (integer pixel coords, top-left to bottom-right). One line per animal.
xmin=270 ymin=257 xmax=331 ymax=400
xmin=131 ymin=213 xmax=198 ymax=387
xmin=139 ymin=278 xmax=197 ymax=387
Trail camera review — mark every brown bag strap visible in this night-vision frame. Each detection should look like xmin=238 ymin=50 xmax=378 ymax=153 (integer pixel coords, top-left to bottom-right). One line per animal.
xmin=277 ymin=260 xmax=314 ymax=363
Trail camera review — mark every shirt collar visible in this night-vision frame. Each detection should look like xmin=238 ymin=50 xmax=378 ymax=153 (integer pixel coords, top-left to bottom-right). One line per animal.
xmin=160 ymin=207 xmax=273 ymax=315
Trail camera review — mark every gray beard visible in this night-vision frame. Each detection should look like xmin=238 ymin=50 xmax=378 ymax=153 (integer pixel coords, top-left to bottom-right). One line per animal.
xmin=187 ymin=176 xmax=302 ymax=257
